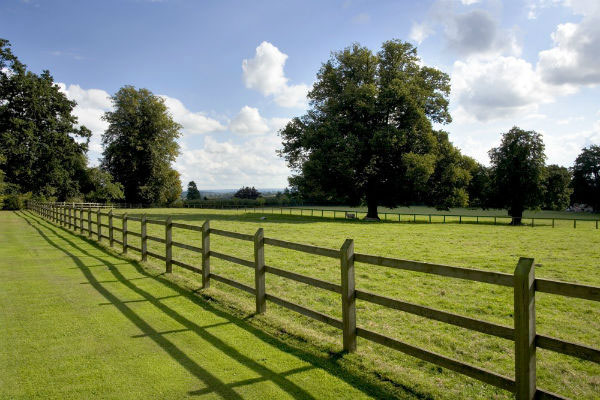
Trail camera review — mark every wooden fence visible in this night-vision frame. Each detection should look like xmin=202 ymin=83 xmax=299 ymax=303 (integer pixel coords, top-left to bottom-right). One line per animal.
xmin=184 ymin=204 xmax=600 ymax=229
xmin=30 ymin=202 xmax=600 ymax=400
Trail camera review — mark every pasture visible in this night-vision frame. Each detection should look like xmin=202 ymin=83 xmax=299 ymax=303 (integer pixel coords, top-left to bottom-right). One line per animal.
xmin=99 ymin=207 xmax=599 ymax=399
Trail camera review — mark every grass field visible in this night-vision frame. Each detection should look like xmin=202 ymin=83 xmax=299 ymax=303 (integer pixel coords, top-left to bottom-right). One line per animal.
xmin=100 ymin=207 xmax=599 ymax=399
xmin=5 ymin=208 xmax=600 ymax=399
xmin=0 ymin=211 xmax=392 ymax=399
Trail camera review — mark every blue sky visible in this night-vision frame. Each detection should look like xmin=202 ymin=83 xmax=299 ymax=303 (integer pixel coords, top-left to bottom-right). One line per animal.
xmin=2 ymin=0 xmax=599 ymax=189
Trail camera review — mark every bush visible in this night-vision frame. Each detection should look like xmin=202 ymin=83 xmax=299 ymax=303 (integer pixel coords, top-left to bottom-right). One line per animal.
xmin=3 ymin=194 xmax=24 ymax=210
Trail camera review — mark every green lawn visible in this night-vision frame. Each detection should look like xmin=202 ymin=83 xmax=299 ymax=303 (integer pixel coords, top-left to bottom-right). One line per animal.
xmin=0 ymin=211 xmax=393 ymax=399
xmin=100 ymin=207 xmax=599 ymax=399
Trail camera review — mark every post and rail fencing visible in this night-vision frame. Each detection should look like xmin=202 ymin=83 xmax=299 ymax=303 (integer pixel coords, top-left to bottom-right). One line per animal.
xmin=183 ymin=204 xmax=600 ymax=229
xmin=30 ymin=202 xmax=600 ymax=400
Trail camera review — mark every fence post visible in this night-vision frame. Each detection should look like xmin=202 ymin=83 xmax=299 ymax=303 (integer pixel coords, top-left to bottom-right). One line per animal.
xmin=254 ymin=228 xmax=266 ymax=314
xmin=514 ymin=257 xmax=536 ymax=400
xmin=97 ymin=209 xmax=102 ymax=241
xmin=552 ymin=219 xmax=555 ymax=228
xmin=340 ymin=238 xmax=356 ymax=352
xmin=80 ymin=208 xmax=84 ymax=232
xmin=109 ymin=210 xmax=114 ymax=247
xmin=122 ymin=213 xmax=128 ymax=254
xmin=67 ymin=206 xmax=71 ymax=229
xmin=88 ymin=208 xmax=92 ymax=238
xmin=201 ymin=221 xmax=210 ymax=288
xmin=573 ymin=219 xmax=576 ymax=229
xmin=141 ymin=214 xmax=147 ymax=261
xmin=63 ymin=206 xmax=67 ymax=226
xmin=165 ymin=216 xmax=172 ymax=273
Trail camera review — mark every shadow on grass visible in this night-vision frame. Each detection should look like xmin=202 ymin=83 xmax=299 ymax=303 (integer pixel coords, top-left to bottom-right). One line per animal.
xmin=17 ymin=211 xmax=429 ymax=400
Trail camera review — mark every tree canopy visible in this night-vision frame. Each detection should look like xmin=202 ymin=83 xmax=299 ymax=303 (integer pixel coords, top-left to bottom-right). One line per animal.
xmin=542 ymin=164 xmax=572 ymax=211
xmin=101 ymin=86 xmax=182 ymax=205
xmin=234 ymin=186 xmax=261 ymax=200
xmin=186 ymin=181 xmax=201 ymax=200
xmin=0 ymin=38 xmax=90 ymax=200
xmin=571 ymin=145 xmax=600 ymax=211
xmin=489 ymin=127 xmax=546 ymax=224
xmin=279 ymin=40 xmax=470 ymax=219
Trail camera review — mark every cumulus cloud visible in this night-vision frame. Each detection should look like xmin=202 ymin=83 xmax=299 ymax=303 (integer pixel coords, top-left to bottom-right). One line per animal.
xmin=175 ymin=135 xmax=289 ymax=189
xmin=537 ymin=4 xmax=600 ymax=86
xmin=159 ymin=95 xmax=225 ymax=135
xmin=451 ymin=56 xmax=575 ymax=122
xmin=242 ymin=41 xmax=309 ymax=108
xmin=229 ymin=106 xmax=270 ymax=135
xmin=409 ymin=22 xmax=434 ymax=44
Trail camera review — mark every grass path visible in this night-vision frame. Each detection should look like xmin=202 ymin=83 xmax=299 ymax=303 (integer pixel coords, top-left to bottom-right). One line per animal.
xmin=0 ymin=211 xmax=386 ymax=399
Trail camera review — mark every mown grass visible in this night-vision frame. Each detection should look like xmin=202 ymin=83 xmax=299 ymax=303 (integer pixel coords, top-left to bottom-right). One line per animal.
xmin=88 ymin=207 xmax=600 ymax=399
xmin=1 ymin=211 xmax=402 ymax=399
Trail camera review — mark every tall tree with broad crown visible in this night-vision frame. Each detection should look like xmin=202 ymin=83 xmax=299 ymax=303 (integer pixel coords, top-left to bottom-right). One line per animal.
xmin=278 ymin=40 xmax=467 ymax=219
xmin=571 ymin=145 xmax=600 ymax=211
xmin=489 ymin=127 xmax=546 ymax=224
xmin=101 ymin=86 xmax=182 ymax=205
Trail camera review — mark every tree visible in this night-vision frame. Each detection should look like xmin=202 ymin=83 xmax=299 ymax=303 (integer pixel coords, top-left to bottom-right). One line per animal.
xmin=489 ymin=127 xmax=546 ymax=224
xmin=543 ymin=165 xmax=572 ymax=211
xmin=234 ymin=186 xmax=261 ymax=200
xmin=467 ymin=162 xmax=493 ymax=208
xmin=0 ymin=38 xmax=90 ymax=199
xmin=101 ymin=86 xmax=182 ymax=205
xmin=81 ymin=167 xmax=125 ymax=203
xmin=279 ymin=40 xmax=465 ymax=219
xmin=186 ymin=181 xmax=201 ymax=200
xmin=571 ymin=145 xmax=600 ymax=211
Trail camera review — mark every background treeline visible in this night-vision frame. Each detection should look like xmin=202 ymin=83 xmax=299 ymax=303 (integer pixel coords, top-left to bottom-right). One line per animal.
xmin=0 ymin=39 xmax=181 ymax=209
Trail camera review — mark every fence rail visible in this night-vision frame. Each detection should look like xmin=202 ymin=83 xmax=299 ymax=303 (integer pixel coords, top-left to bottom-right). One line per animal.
xmin=184 ymin=204 xmax=600 ymax=229
xmin=30 ymin=202 xmax=600 ymax=400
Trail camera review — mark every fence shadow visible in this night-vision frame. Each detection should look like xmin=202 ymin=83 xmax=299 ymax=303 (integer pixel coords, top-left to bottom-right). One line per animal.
xmin=16 ymin=211 xmax=426 ymax=400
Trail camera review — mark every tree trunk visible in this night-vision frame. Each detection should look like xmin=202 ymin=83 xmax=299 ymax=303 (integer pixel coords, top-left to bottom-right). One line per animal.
xmin=365 ymin=193 xmax=380 ymax=220
xmin=510 ymin=205 xmax=523 ymax=225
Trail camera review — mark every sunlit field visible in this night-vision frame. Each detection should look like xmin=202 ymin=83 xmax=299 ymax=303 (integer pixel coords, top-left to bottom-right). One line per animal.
xmin=101 ymin=207 xmax=600 ymax=399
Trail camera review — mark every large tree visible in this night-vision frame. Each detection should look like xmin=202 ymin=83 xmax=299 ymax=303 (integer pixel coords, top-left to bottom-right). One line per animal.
xmin=279 ymin=40 xmax=468 ymax=219
xmin=543 ymin=164 xmax=572 ymax=211
xmin=489 ymin=127 xmax=546 ymax=224
xmin=101 ymin=86 xmax=182 ymax=205
xmin=0 ymin=38 xmax=90 ymax=199
xmin=571 ymin=145 xmax=600 ymax=211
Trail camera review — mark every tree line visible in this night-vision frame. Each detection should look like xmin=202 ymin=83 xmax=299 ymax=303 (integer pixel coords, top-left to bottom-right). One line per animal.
xmin=1 ymin=37 xmax=598 ymax=220
xmin=0 ymin=39 xmax=182 ymax=209
xmin=277 ymin=40 xmax=599 ymax=222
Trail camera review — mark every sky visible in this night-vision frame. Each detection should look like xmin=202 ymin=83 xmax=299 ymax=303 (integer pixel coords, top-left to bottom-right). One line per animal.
xmin=1 ymin=0 xmax=599 ymax=190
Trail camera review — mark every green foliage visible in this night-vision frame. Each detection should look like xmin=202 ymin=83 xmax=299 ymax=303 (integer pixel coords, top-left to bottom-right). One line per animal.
xmin=2 ymin=193 xmax=23 ymax=210
xmin=543 ymin=164 xmax=572 ymax=211
xmin=101 ymin=86 xmax=182 ymax=205
xmin=571 ymin=145 xmax=600 ymax=211
xmin=467 ymin=162 xmax=493 ymax=208
xmin=489 ymin=127 xmax=546 ymax=223
xmin=279 ymin=40 xmax=468 ymax=219
xmin=234 ymin=186 xmax=261 ymax=200
xmin=81 ymin=167 xmax=125 ymax=203
xmin=186 ymin=181 xmax=201 ymax=200
xmin=0 ymin=38 xmax=90 ymax=200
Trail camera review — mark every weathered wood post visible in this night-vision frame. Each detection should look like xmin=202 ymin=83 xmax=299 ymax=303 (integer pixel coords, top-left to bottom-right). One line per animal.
xmin=254 ymin=228 xmax=266 ymax=314
xmin=97 ymin=209 xmax=102 ymax=241
xmin=165 ymin=216 xmax=173 ymax=273
xmin=141 ymin=214 xmax=147 ymax=261
xmin=88 ymin=208 xmax=92 ymax=237
xmin=108 ymin=210 xmax=114 ymax=247
xmin=122 ymin=213 xmax=128 ymax=254
xmin=67 ymin=206 xmax=71 ymax=229
xmin=573 ymin=219 xmax=576 ymax=229
xmin=80 ymin=208 xmax=84 ymax=232
xmin=201 ymin=220 xmax=210 ymax=288
xmin=514 ymin=257 xmax=536 ymax=400
xmin=340 ymin=238 xmax=356 ymax=352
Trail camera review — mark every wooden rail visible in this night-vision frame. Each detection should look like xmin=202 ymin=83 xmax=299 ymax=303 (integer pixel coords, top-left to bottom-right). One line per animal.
xmin=29 ymin=202 xmax=600 ymax=400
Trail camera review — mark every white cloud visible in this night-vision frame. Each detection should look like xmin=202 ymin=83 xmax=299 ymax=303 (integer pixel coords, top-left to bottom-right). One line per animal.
xmin=451 ymin=56 xmax=574 ymax=122
xmin=159 ymin=95 xmax=225 ymax=135
xmin=229 ymin=106 xmax=270 ymax=135
xmin=242 ymin=41 xmax=309 ymax=108
xmin=409 ymin=22 xmax=434 ymax=44
xmin=537 ymin=8 xmax=600 ymax=86
xmin=461 ymin=0 xmax=480 ymax=4
xmin=175 ymin=135 xmax=289 ymax=189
